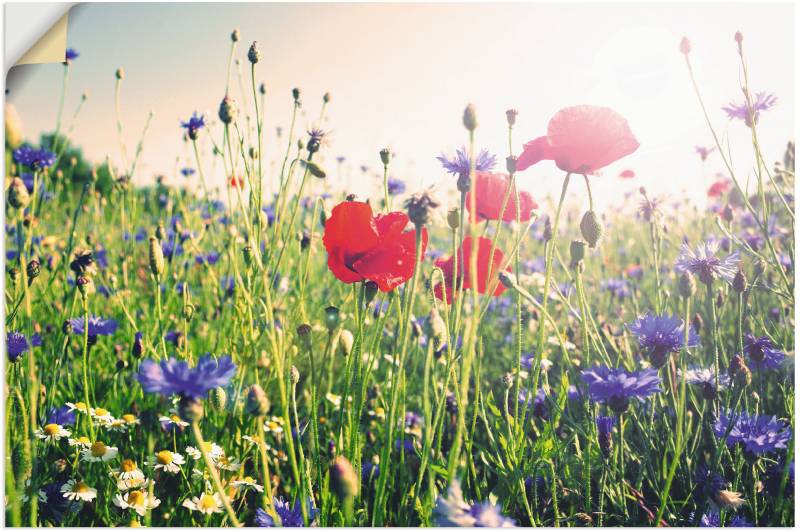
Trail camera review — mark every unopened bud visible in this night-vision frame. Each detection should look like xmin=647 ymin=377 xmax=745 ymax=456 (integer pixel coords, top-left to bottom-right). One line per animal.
xmin=7 ymin=178 xmax=30 ymax=209
xmin=580 ymin=210 xmax=604 ymax=248
xmin=462 ymin=103 xmax=477 ymax=132
xmin=379 ymin=147 xmax=392 ymax=166
xmin=247 ymin=42 xmax=261 ymax=64
xmin=210 ymin=387 xmax=227 ymax=412
xmin=330 ymin=456 xmax=359 ymax=498
xmin=115 ymin=67 xmax=125 ymax=80
xmin=296 ymin=324 xmax=313 ymax=351
xmin=231 ymin=28 xmax=240 ymax=42
xmin=26 ymin=259 xmax=40 ymax=283
xmin=569 ymin=240 xmax=586 ymax=269
xmin=149 ymin=236 xmax=164 ymax=276
xmin=338 ymin=329 xmax=354 ymax=357
xmin=246 ymin=384 xmax=270 ymax=416
xmin=218 ymin=95 xmax=238 ymax=125
xmin=505 ymin=109 xmax=518 ymax=127
xmin=324 ymin=306 xmax=341 ymax=332
xmin=543 ymin=218 xmax=553 ymax=241
xmin=426 ymin=308 xmax=447 ymax=351
xmin=290 ymin=365 xmax=300 ymax=385
xmin=506 ymin=155 xmax=517 ymax=174
xmin=732 ymin=269 xmax=746 ymax=294
xmin=183 ymin=304 xmax=195 ymax=321
xmin=678 ymin=271 xmax=696 ymax=299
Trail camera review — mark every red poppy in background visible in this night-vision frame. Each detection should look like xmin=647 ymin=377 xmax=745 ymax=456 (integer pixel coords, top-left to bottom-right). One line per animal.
xmin=433 ymin=236 xmax=508 ymax=304
xmin=467 ymin=172 xmax=538 ymax=223
xmin=618 ymin=169 xmax=636 ymax=179
xmin=707 ymin=179 xmax=732 ymax=198
xmin=516 ymin=105 xmax=639 ymax=174
xmin=323 ymin=201 xmax=427 ymax=292
xmin=229 ymin=175 xmax=244 ymax=188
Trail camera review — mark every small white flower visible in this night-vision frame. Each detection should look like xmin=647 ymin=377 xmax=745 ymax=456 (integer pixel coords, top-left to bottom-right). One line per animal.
xmin=35 ymin=423 xmax=71 ymax=443
xmin=325 ymin=393 xmax=342 ymax=408
xmin=81 ymin=441 xmax=118 ymax=462
xmin=90 ymin=407 xmax=115 ymax=426
xmin=116 ymin=459 xmax=144 ymax=481
xmin=186 ymin=442 xmax=224 ymax=461
xmin=159 ymin=413 xmax=189 ymax=429
xmin=216 ymin=454 xmax=241 ymax=472
xmin=65 ymin=402 xmax=90 ymax=414
xmin=120 ymin=413 xmax=141 ymax=426
xmin=242 ymin=435 xmax=267 ymax=449
xmin=106 ymin=418 xmax=129 ymax=433
xmin=146 ymin=450 xmax=185 ymax=474
xmin=264 ymin=417 xmax=284 ymax=435
xmin=231 ymin=476 xmax=264 ymax=493
xmin=61 ymin=479 xmax=97 ymax=502
xmin=182 ymin=493 xmax=223 ymax=515
xmin=68 ymin=435 xmax=92 ymax=448
xmin=113 ymin=489 xmax=161 ymax=516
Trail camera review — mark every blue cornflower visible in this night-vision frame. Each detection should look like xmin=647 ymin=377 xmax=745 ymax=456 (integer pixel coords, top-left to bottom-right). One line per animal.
xmin=581 ymin=365 xmax=662 ymax=413
xmin=520 ymin=352 xmax=536 ymax=370
xmin=13 ymin=145 xmax=56 ymax=170
xmin=437 ymin=146 xmax=497 ymax=177
xmin=195 ymin=252 xmax=219 ymax=266
xmin=180 ymin=167 xmax=196 ymax=177
xmin=180 ymin=112 xmax=205 ymax=140
xmin=675 ymin=241 xmax=740 ymax=285
xmin=21 ymin=172 xmax=45 ymax=194
xmin=743 ymin=333 xmax=785 ymax=371
xmin=255 ymin=497 xmax=318 ymax=527
xmin=405 ymin=411 xmax=423 ymax=430
xmin=64 ymin=48 xmax=79 ymax=62
xmin=137 ymin=354 xmax=236 ymax=399
xmin=387 ymin=177 xmax=406 ymax=195
xmin=162 ymin=240 xmax=184 ymax=260
xmin=692 ymin=464 xmax=728 ymax=504
xmin=40 ymin=482 xmax=80 ymax=524
xmin=68 ymin=316 xmax=118 ymax=337
xmin=713 ymin=410 xmax=791 ymax=455
xmin=362 ymin=461 xmax=379 ymax=483
xmin=262 ymin=205 xmax=276 ymax=226
xmin=723 ymin=92 xmax=777 ymax=127
xmin=164 ymin=331 xmax=183 ymax=346
xmin=699 ymin=512 xmax=721 ymax=527
xmin=48 ymin=406 xmax=77 ymax=426
xmin=7 ymin=331 xmax=31 ymax=362
xmin=221 ymin=276 xmax=236 ymax=297
xmin=596 ymin=416 xmax=615 ymax=457
xmin=600 ymin=278 xmax=630 ymax=299
xmin=681 ymin=366 xmax=729 ymax=400
xmin=628 ymin=313 xmax=699 ymax=368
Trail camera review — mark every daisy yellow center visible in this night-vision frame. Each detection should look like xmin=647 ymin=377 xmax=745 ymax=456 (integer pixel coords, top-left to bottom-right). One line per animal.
xmin=94 ymin=408 xmax=109 ymax=416
xmin=74 ymin=402 xmax=87 ymax=411
xmin=43 ymin=424 xmax=60 ymax=436
xmin=121 ymin=459 xmax=137 ymax=472
xmin=75 ymin=481 xmax=90 ymax=493
xmin=77 ymin=436 xmax=90 ymax=445
xmin=90 ymin=441 xmax=107 ymax=457
xmin=267 ymin=421 xmax=280 ymax=430
xmin=127 ymin=491 xmax=145 ymax=506
xmin=122 ymin=414 xmax=136 ymax=423
xmin=198 ymin=493 xmax=217 ymax=510
xmin=170 ymin=414 xmax=182 ymax=423
xmin=156 ymin=450 xmax=173 ymax=465
xmin=129 ymin=520 xmax=142 ymax=528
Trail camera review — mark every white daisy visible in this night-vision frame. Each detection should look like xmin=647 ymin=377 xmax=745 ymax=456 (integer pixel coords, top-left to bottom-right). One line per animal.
xmin=34 ymin=423 xmax=71 ymax=443
xmin=264 ymin=416 xmax=284 ymax=435
xmin=114 ymin=472 xmax=148 ymax=492
xmin=325 ymin=393 xmax=342 ymax=408
xmin=120 ymin=413 xmax=141 ymax=426
xmin=185 ymin=442 xmax=224 ymax=461
xmin=61 ymin=479 xmax=97 ymax=502
xmin=242 ymin=435 xmax=267 ymax=449
xmin=68 ymin=435 xmax=92 ymax=448
xmin=81 ymin=441 xmax=118 ymax=462
xmin=146 ymin=450 xmax=185 ymax=474
xmin=106 ymin=418 xmax=129 ymax=433
xmin=182 ymin=493 xmax=223 ymax=515
xmin=90 ymin=407 xmax=115 ymax=426
xmin=231 ymin=476 xmax=264 ymax=493
xmin=117 ymin=459 xmax=144 ymax=481
xmin=215 ymin=454 xmax=241 ymax=472
xmin=65 ymin=402 xmax=90 ymax=414
xmin=159 ymin=413 xmax=189 ymax=430
xmin=113 ymin=489 xmax=161 ymax=516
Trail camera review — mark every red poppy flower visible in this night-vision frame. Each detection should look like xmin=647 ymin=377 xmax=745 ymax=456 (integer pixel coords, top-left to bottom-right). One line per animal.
xmin=467 ymin=172 xmax=538 ymax=223
xmin=323 ymin=201 xmax=427 ymax=292
xmin=517 ymin=105 xmax=639 ymax=174
xmin=433 ymin=236 xmax=508 ymax=304
xmin=229 ymin=175 xmax=244 ymax=188
xmin=618 ymin=169 xmax=636 ymax=179
xmin=707 ymin=179 xmax=731 ymax=198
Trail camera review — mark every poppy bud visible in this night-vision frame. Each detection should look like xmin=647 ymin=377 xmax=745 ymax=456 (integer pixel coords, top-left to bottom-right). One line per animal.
xmin=7 ymin=177 xmax=30 ymax=209
xmin=290 ymin=365 xmax=300 ymax=385
xmin=330 ymin=456 xmax=359 ymax=498
xmin=506 ymin=108 xmax=518 ymax=127
xmin=680 ymin=36 xmax=691 ymax=55
xmin=259 ymin=82 xmax=266 ymax=95
xmin=506 ymin=155 xmax=517 ymax=174
xmin=148 ymin=236 xmax=164 ymax=277
xmin=178 ymin=396 xmax=204 ymax=422
xmin=569 ymin=240 xmax=586 ymax=269
xmin=363 ymin=281 xmax=379 ymax=306
xmin=732 ymin=269 xmax=746 ymax=294
xmin=231 ymin=28 xmax=240 ymax=42
xmin=292 ymin=87 xmax=301 ymax=103
xmin=543 ymin=218 xmax=553 ymax=241
xmin=116 ymin=67 xmax=125 ymax=80
xmin=447 ymin=208 xmax=460 ymax=230
xmin=580 ymin=210 xmax=604 ymax=248
xmin=462 ymin=103 xmax=477 ymax=132
xmin=300 ymin=159 xmax=326 ymax=178
xmin=405 ymin=192 xmax=439 ymax=228
xmin=498 ymin=271 xmax=517 ymax=290
xmin=296 ymin=324 xmax=313 ymax=351
xmin=248 ymin=42 xmax=261 ymax=64
xmin=246 ymin=384 xmax=270 ymax=417
xmin=26 ymin=259 xmax=40 ymax=283
xmin=324 ymin=306 xmax=341 ymax=332
xmin=338 ymin=329 xmax=354 ymax=357
xmin=678 ymin=271 xmax=696 ymax=299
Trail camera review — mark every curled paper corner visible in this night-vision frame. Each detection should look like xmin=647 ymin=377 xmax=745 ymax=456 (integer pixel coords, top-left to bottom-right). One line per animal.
xmin=13 ymin=6 xmax=73 ymax=67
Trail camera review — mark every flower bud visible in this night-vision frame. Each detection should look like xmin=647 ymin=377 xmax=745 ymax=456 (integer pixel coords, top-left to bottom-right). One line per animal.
xmin=248 ymin=42 xmax=261 ymax=64
xmin=324 ymin=306 xmax=341 ymax=332
xmin=506 ymin=155 xmax=517 ymax=174
xmin=148 ymin=236 xmax=164 ymax=277
xmin=116 ymin=67 xmax=125 ymax=80
xmin=7 ymin=177 xmax=30 ymax=209
xmin=446 ymin=208 xmax=460 ymax=230
xmin=292 ymin=88 xmax=301 ymax=103
xmin=501 ymin=373 xmax=514 ymax=389
xmin=259 ymin=82 xmax=267 ymax=95
xmin=231 ymin=28 xmax=240 ymax=42
xmin=290 ymin=365 xmax=300 ymax=385
xmin=210 ymin=386 xmax=227 ymax=412
xmin=379 ymin=147 xmax=392 ymax=166
xmin=337 ymin=329 xmax=354 ymax=357
xmin=246 ymin=384 xmax=270 ymax=417
xmin=405 ymin=192 xmax=439 ymax=228
xmin=132 ymin=332 xmax=143 ymax=358
xmin=183 ymin=304 xmax=195 ymax=322
xmin=301 ymin=159 xmax=326 ymax=178
xmin=218 ymin=95 xmax=238 ymax=124
xmin=296 ymin=324 xmax=313 ymax=351
xmin=498 ymin=271 xmax=516 ymax=290
xmin=569 ymin=240 xmax=586 ymax=269
xmin=243 ymin=244 xmax=255 ymax=268
xmin=26 ymin=259 xmax=40 ymax=283
xmin=680 ymin=36 xmax=691 ymax=55
xmin=579 ymin=210 xmax=604 ymax=248
xmin=462 ymin=103 xmax=477 ymax=132
xmin=505 ymin=109 xmax=518 ymax=127
xmin=721 ymin=204 xmax=734 ymax=223
xmin=543 ymin=218 xmax=553 ymax=241
xmin=728 ymin=354 xmax=752 ymax=387
xmin=330 ymin=456 xmax=359 ymax=498
xmin=363 ymin=281 xmax=379 ymax=306
xmin=732 ymin=269 xmax=746 ymax=294
xmin=678 ymin=271 xmax=696 ymax=299
xmin=426 ymin=308 xmax=447 ymax=351
xmin=77 ymin=275 xmax=93 ymax=297
xmin=692 ymin=313 xmax=703 ymax=334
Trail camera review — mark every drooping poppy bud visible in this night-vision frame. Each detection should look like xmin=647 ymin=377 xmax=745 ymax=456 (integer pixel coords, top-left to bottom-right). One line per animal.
xmin=580 ymin=210 xmax=604 ymax=248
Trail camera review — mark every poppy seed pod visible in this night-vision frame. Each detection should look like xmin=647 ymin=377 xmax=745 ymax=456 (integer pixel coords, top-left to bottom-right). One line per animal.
xmin=580 ymin=210 xmax=604 ymax=248
xmin=148 ymin=236 xmax=164 ymax=277
xmin=115 ymin=67 xmax=125 ymax=80
xmin=210 ymin=386 xmax=227 ymax=412
xmin=337 ymin=329 xmax=354 ymax=357
xmin=324 ymin=306 xmax=341 ymax=332
xmin=380 ymin=147 xmax=392 ymax=166
xmin=7 ymin=177 xmax=30 ymax=209
xmin=330 ymin=456 xmax=359 ymax=498
xmin=247 ymin=42 xmax=261 ymax=64
xmin=218 ymin=95 xmax=238 ymax=125
xmin=506 ymin=155 xmax=517 ymax=174
xmin=678 ymin=271 xmax=696 ymax=299
xmin=246 ymin=384 xmax=270 ymax=417
xmin=462 ymin=103 xmax=477 ymax=132
xmin=446 ymin=208 xmax=460 ymax=230
xmin=296 ymin=324 xmax=313 ymax=351
xmin=231 ymin=28 xmax=240 ymax=42
xmin=569 ymin=240 xmax=586 ymax=269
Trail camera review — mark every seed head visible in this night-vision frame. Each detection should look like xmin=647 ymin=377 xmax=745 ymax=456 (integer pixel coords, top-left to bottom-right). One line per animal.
xmin=218 ymin=95 xmax=239 ymax=124
xmin=247 ymin=42 xmax=261 ymax=64
xmin=324 ymin=306 xmax=341 ymax=332
xmin=148 ymin=236 xmax=164 ymax=277
xmin=569 ymin=240 xmax=586 ymax=269
xmin=446 ymin=208 xmax=460 ymax=230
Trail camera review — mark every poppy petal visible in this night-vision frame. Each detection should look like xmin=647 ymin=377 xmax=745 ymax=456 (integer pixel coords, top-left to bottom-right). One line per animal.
xmin=516 ymin=136 xmax=553 ymax=172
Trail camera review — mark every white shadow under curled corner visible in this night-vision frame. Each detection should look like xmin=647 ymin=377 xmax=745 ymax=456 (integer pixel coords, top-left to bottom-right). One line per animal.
xmin=6 ymin=3 xmax=75 ymax=69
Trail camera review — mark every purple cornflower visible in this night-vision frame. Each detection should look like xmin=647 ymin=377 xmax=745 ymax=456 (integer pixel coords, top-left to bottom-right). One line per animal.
xmin=404 ymin=411 xmax=423 ymax=431
xmin=675 ymin=241 xmax=740 ymax=285
xmin=729 ymin=515 xmax=754 ymax=527
xmin=681 ymin=366 xmax=729 ymax=400
xmin=306 ymin=128 xmax=327 ymax=153
xmin=695 ymin=145 xmax=715 ymax=161
xmin=180 ymin=112 xmax=205 ymax=140
xmin=68 ymin=316 xmax=118 ymax=338
xmin=699 ymin=512 xmax=721 ymax=527
xmin=743 ymin=333 xmax=785 ymax=371
xmin=7 ymin=331 xmax=32 ymax=362
xmin=362 ymin=462 xmax=380 ymax=483
xmin=764 ymin=460 xmax=794 ymax=498
xmin=692 ymin=464 xmax=728 ymax=504
xmin=255 ymin=497 xmax=318 ymax=527
xmin=48 ymin=406 xmax=77 ymax=426
xmin=600 ymin=278 xmax=630 ymax=299
xmin=387 ymin=177 xmax=406 ymax=196
xmin=137 ymin=354 xmax=236 ymax=399
xmin=581 ymin=365 xmax=662 ymax=413
xmin=437 ymin=146 xmax=497 ymax=177
xmin=180 ymin=167 xmax=195 ymax=177
xmin=713 ymin=410 xmax=791 ymax=455
xmin=596 ymin=415 xmax=615 ymax=458
xmin=638 ymin=195 xmax=663 ymax=222
xmin=723 ymin=92 xmax=777 ymax=127
xmin=195 ymin=252 xmax=220 ymax=266
xmin=64 ymin=48 xmax=79 ymax=62
xmin=13 ymin=145 xmax=56 ymax=170
xmin=628 ymin=313 xmax=699 ymax=368
xmin=520 ymin=352 xmax=536 ymax=370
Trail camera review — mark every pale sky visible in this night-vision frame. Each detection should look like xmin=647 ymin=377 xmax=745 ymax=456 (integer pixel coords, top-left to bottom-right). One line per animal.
xmin=6 ymin=2 xmax=795 ymax=213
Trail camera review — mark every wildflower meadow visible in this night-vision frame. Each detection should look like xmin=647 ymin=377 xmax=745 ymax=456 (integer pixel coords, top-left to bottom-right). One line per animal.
xmin=3 ymin=21 xmax=795 ymax=528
